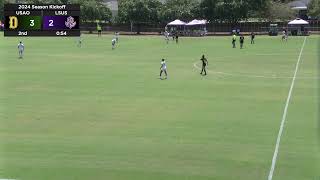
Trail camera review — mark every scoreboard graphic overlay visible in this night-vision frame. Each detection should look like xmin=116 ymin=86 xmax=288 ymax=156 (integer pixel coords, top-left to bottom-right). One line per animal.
xmin=4 ymin=4 xmax=80 ymax=36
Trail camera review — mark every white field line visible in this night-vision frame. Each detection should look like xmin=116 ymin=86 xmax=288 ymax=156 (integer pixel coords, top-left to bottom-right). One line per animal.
xmin=267 ymin=36 xmax=307 ymax=180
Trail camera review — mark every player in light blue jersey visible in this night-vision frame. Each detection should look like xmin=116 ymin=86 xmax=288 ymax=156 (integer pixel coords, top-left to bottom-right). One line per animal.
xmin=18 ymin=41 xmax=25 ymax=59
xmin=160 ymin=59 xmax=168 ymax=79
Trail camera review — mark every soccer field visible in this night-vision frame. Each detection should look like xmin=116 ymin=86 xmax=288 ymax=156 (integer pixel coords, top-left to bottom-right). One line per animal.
xmin=0 ymin=33 xmax=319 ymax=180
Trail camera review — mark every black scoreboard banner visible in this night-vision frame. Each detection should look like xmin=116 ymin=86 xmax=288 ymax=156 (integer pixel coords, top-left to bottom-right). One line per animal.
xmin=4 ymin=4 xmax=80 ymax=37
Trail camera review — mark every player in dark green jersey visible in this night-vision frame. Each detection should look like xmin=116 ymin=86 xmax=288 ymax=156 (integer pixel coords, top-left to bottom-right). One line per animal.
xmin=240 ymin=34 xmax=244 ymax=49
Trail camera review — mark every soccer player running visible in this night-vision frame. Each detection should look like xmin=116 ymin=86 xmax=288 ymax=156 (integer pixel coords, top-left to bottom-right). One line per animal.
xmin=239 ymin=34 xmax=244 ymax=49
xmin=160 ymin=59 xmax=168 ymax=79
xmin=200 ymin=55 xmax=208 ymax=76
xmin=250 ymin=32 xmax=255 ymax=44
xmin=232 ymin=34 xmax=236 ymax=48
xmin=18 ymin=41 xmax=25 ymax=59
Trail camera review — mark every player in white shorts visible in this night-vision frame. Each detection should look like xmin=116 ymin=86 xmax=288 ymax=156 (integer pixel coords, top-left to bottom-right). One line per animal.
xmin=18 ymin=41 xmax=25 ymax=59
xmin=112 ymin=38 xmax=116 ymax=50
xmin=160 ymin=59 xmax=168 ymax=79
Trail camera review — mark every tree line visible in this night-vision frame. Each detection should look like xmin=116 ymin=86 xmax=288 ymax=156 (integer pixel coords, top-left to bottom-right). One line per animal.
xmin=118 ymin=0 xmax=320 ymax=24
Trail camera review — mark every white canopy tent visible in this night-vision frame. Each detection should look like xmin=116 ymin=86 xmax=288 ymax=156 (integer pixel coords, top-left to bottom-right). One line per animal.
xmin=291 ymin=6 xmax=307 ymax=10
xmin=186 ymin=19 xmax=207 ymax=26
xmin=165 ymin=19 xmax=208 ymax=36
xmin=166 ymin=19 xmax=186 ymax=36
xmin=185 ymin=19 xmax=207 ymax=36
xmin=288 ymin=18 xmax=309 ymax=25
xmin=288 ymin=18 xmax=309 ymax=36
xmin=167 ymin=19 xmax=186 ymax=26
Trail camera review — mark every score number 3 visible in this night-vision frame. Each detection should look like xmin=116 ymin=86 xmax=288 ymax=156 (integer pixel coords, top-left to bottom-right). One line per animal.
xmin=30 ymin=20 xmax=34 ymax=27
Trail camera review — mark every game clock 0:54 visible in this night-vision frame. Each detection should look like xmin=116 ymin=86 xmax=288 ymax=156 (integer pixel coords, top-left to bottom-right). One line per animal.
xmin=56 ymin=31 xmax=67 ymax=36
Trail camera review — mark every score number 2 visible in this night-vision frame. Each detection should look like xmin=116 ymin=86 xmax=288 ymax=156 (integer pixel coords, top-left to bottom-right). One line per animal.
xmin=49 ymin=20 xmax=54 ymax=27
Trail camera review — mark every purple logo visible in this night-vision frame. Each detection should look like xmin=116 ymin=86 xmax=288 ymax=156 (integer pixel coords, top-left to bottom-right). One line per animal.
xmin=65 ymin=16 xmax=77 ymax=29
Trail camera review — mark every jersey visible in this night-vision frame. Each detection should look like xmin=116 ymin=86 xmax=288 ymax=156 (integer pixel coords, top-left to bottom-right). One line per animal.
xmin=282 ymin=31 xmax=286 ymax=37
xmin=18 ymin=43 xmax=24 ymax=51
xmin=112 ymin=39 xmax=116 ymax=45
xmin=161 ymin=61 xmax=167 ymax=70
xmin=201 ymin=57 xmax=207 ymax=66
xmin=232 ymin=35 xmax=236 ymax=41
xmin=97 ymin=25 xmax=102 ymax=31
xmin=164 ymin=31 xmax=169 ymax=37
xmin=240 ymin=36 xmax=244 ymax=43
xmin=251 ymin=33 xmax=255 ymax=39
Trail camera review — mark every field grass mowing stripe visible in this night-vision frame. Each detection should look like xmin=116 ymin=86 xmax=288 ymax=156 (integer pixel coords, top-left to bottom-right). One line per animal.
xmin=267 ymin=37 xmax=307 ymax=180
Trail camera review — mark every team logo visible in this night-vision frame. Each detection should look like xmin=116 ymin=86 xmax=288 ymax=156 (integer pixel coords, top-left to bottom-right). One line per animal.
xmin=9 ymin=16 xmax=18 ymax=29
xmin=65 ymin=16 xmax=76 ymax=29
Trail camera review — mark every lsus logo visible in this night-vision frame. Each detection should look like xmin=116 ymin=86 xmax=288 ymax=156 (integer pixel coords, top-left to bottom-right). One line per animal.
xmin=65 ymin=16 xmax=76 ymax=29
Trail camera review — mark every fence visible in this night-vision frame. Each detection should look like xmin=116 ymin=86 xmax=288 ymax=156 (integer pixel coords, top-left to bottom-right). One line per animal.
xmin=81 ymin=21 xmax=320 ymax=35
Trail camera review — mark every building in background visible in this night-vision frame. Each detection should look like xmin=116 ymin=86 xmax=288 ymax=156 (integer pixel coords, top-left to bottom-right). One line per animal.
xmin=103 ymin=0 xmax=118 ymax=17
xmin=288 ymin=0 xmax=311 ymax=19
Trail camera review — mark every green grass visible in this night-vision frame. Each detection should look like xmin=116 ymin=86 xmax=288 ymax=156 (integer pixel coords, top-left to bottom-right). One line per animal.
xmin=0 ymin=33 xmax=319 ymax=180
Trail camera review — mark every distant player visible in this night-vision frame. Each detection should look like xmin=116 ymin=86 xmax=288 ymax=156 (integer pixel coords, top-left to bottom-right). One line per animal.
xmin=112 ymin=38 xmax=116 ymax=50
xmin=239 ymin=34 xmax=244 ymax=49
xmin=77 ymin=34 xmax=82 ymax=47
xmin=17 ymin=41 xmax=24 ymax=59
xmin=282 ymin=30 xmax=287 ymax=41
xmin=115 ymin=32 xmax=120 ymax=43
xmin=97 ymin=24 xmax=102 ymax=37
xmin=250 ymin=32 xmax=255 ymax=44
xmin=232 ymin=34 xmax=236 ymax=48
xmin=160 ymin=59 xmax=168 ymax=79
xmin=164 ymin=31 xmax=169 ymax=44
xmin=175 ymin=34 xmax=179 ymax=44
xmin=200 ymin=55 xmax=208 ymax=76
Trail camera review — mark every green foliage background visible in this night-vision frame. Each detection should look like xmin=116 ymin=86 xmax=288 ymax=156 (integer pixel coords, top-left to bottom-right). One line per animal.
xmin=1 ymin=0 xmax=319 ymax=26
